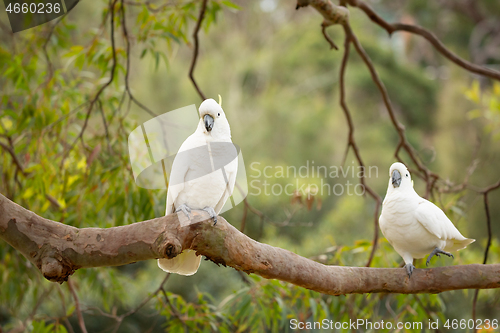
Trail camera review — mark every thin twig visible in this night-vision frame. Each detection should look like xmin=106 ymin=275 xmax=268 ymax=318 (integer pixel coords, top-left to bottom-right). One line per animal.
xmin=98 ymin=99 xmax=112 ymax=153
xmin=240 ymin=202 xmax=248 ymax=232
xmin=481 ymin=193 xmax=492 ymax=265
xmin=159 ymin=288 xmax=188 ymax=333
xmin=0 ymin=141 xmax=26 ymax=176
xmin=111 ymin=273 xmax=170 ymax=333
xmin=413 ymin=295 xmax=442 ymax=332
xmin=321 ymin=23 xmax=338 ymax=50
xmin=41 ymin=102 xmax=89 ymax=135
xmin=32 ymin=17 xmax=64 ymax=104
xmin=472 ymin=180 xmax=500 ymax=326
xmin=339 ymin=27 xmax=382 ymax=267
xmin=120 ymin=1 xmax=158 ymax=118
xmin=189 ymin=0 xmax=208 ymax=100
xmin=126 ymin=274 xmax=170 ymax=318
xmin=67 ymin=278 xmax=88 ymax=333
xmin=344 ymin=22 xmax=440 ymax=197
xmin=123 ymin=0 xmax=174 ymax=12
xmin=56 ymin=284 xmax=75 ymax=333
xmin=60 ymin=0 xmax=119 ymax=168
xmin=347 ymin=0 xmax=500 ymax=81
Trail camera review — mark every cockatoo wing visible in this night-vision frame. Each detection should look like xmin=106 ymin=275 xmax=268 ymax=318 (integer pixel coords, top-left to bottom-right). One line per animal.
xmin=159 ymin=134 xmax=203 ymax=276
xmin=165 ymin=168 xmax=185 ymax=215
xmin=414 ymin=199 xmax=474 ymax=251
xmin=213 ymin=156 xmax=238 ymax=214
xmin=414 ymin=200 xmax=449 ymax=239
xmin=165 ymin=132 xmax=204 ymax=214
xmin=165 ymin=144 xmax=188 ymax=215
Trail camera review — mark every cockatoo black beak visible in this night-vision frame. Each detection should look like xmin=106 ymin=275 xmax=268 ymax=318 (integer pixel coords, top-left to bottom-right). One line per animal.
xmin=392 ymin=170 xmax=402 ymax=188
xmin=204 ymin=114 xmax=214 ymax=132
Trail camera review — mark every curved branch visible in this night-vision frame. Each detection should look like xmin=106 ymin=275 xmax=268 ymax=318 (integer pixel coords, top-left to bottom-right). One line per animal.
xmin=1 ymin=193 xmax=499 ymax=295
xmin=0 ymin=141 xmax=27 ymax=176
xmin=120 ymin=0 xmax=158 ymax=118
xmin=189 ymin=0 xmax=208 ymax=101
xmin=67 ymin=278 xmax=88 ymax=333
xmin=60 ymin=0 xmax=120 ymax=168
xmin=347 ymin=0 xmax=500 ymax=81
xmin=345 ymin=24 xmax=430 ymax=176
xmin=296 ymin=0 xmax=348 ymax=51
xmin=321 ymin=23 xmax=338 ymax=50
xmin=296 ymin=0 xmax=349 ymax=26
xmin=296 ymin=0 xmax=439 ymax=188
xmin=338 ymin=31 xmax=381 ymax=267
xmin=472 ymin=180 xmax=500 ymax=321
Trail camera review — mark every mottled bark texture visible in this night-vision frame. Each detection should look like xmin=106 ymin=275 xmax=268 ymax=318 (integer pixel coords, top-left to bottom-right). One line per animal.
xmin=1 ymin=194 xmax=499 ymax=294
xmin=296 ymin=0 xmax=349 ymax=26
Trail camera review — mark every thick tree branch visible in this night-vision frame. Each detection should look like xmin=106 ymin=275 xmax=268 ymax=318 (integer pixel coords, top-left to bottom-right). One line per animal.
xmin=1 ymin=193 xmax=499 ymax=295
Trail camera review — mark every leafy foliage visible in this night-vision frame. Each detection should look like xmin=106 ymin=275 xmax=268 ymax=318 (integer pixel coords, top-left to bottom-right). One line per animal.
xmin=466 ymin=81 xmax=500 ymax=140
xmin=1 ymin=0 xmax=500 ymax=332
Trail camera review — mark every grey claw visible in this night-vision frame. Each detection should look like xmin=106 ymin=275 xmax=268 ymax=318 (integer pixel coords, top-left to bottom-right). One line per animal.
xmin=202 ymin=207 xmax=217 ymax=225
xmin=175 ymin=204 xmax=192 ymax=219
xmin=426 ymin=247 xmax=454 ymax=266
xmin=405 ymin=263 xmax=415 ymax=278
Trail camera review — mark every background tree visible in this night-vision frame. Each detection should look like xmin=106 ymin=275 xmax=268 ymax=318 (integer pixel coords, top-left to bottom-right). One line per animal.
xmin=1 ymin=0 xmax=499 ymax=332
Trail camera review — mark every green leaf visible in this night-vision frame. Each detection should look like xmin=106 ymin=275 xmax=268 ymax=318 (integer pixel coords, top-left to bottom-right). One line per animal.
xmin=222 ymin=0 xmax=241 ymax=10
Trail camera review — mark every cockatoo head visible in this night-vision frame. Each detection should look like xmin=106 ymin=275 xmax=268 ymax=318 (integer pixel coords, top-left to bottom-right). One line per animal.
xmin=198 ymin=98 xmax=230 ymax=138
xmin=388 ymin=162 xmax=412 ymax=189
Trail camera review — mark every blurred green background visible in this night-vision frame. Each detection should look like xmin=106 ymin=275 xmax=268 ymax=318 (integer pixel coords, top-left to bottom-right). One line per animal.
xmin=1 ymin=0 xmax=499 ymax=331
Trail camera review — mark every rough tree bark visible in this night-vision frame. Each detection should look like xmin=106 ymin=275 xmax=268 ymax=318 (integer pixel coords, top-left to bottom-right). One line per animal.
xmin=1 ymin=193 xmax=499 ymax=295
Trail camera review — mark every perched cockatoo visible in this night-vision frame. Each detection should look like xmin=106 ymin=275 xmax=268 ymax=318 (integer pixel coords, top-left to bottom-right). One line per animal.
xmin=379 ymin=162 xmax=474 ymax=278
xmin=158 ymin=98 xmax=238 ymax=276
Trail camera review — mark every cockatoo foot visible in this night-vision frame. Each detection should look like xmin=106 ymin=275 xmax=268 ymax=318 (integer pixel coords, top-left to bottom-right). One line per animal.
xmin=203 ymin=207 xmax=217 ymax=225
xmin=176 ymin=204 xmax=192 ymax=219
xmin=426 ymin=247 xmax=454 ymax=266
xmin=405 ymin=263 xmax=415 ymax=278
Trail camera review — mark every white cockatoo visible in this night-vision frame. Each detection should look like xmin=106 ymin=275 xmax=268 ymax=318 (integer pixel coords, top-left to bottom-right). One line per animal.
xmin=158 ymin=98 xmax=238 ymax=276
xmin=379 ymin=162 xmax=474 ymax=277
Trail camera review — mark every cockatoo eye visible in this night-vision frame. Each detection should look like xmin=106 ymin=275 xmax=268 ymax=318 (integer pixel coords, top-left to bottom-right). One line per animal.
xmin=217 ymin=113 xmax=220 ymax=117
xmin=406 ymin=173 xmax=409 ymax=177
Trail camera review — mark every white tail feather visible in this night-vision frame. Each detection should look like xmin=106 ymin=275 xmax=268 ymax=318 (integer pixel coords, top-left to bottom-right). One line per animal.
xmin=445 ymin=238 xmax=475 ymax=252
xmin=157 ymin=250 xmax=201 ymax=276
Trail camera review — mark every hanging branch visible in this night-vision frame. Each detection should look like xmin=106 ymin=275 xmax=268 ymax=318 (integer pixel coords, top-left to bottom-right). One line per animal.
xmin=60 ymin=0 xmax=120 ymax=168
xmin=120 ymin=0 xmax=158 ymax=118
xmin=189 ymin=0 xmax=208 ymax=101
xmin=472 ymin=180 xmax=500 ymax=324
xmin=346 ymin=0 xmax=500 ymax=81
xmin=67 ymin=278 xmax=88 ymax=333
xmin=338 ymin=29 xmax=382 ymax=267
